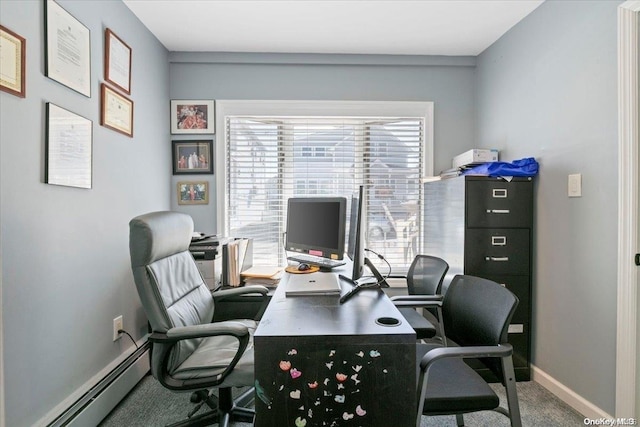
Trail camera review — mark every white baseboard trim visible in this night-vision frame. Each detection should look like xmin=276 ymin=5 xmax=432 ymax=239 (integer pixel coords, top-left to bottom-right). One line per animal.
xmin=37 ymin=336 xmax=149 ymax=427
xmin=531 ymin=364 xmax=612 ymax=420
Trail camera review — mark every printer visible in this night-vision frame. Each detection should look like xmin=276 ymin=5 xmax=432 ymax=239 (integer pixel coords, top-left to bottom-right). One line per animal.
xmin=189 ymin=236 xmax=225 ymax=290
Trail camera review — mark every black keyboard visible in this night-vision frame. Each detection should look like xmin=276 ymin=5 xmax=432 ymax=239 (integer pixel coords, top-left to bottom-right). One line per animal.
xmin=287 ymin=254 xmax=346 ymax=270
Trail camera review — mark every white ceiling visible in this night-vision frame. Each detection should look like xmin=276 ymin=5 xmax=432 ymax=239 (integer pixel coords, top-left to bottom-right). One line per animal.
xmin=123 ymin=0 xmax=544 ymax=56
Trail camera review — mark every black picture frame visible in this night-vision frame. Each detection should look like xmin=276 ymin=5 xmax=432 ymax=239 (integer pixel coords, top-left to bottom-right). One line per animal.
xmin=45 ymin=0 xmax=91 ymax=97
xmin=172 ymin=140 xmax=213 ymax=175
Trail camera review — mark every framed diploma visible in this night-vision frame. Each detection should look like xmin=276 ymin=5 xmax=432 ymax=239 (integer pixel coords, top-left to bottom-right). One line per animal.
xmin=100 ymin=83 xmax=133 ymax=137
xmin=104 ymin=28 xmax=131 ymax=94
xmin=0 ymin=25 xmax=26 ymax=98
xmin=45 ymin=103 xmax=93 ymax=189
xmin=45 ymin=0 xmax=91 ymax=97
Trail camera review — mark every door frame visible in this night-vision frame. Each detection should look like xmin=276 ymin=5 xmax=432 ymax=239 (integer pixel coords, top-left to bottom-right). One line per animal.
xmin=616 ymin=0 xmax=640 ymax=418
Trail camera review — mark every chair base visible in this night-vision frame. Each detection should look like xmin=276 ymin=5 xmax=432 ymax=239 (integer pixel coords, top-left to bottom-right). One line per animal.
xmin=166 ymin=387 xmax=255 ymax=427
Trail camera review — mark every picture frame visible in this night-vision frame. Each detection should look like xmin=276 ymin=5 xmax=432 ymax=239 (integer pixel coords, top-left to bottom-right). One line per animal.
xmin=177 ymin=181 xmax=209 ymax=205
xmin=0 ymin=25 xmax=26 ymax=98
xmin=45 ymin=0 xmax=91 ymax=97
xmin=100 ymin=83 xmax=134 ymax=137
xmin=172 ymin=140 xmax=213 ymax=174
xmin=170 ymin=100 xmax=215 ymax=134
xmin=45 ymin=103 xmax=93 ymax=189
xmin=104 ymin=28 xmax=131 ymax=94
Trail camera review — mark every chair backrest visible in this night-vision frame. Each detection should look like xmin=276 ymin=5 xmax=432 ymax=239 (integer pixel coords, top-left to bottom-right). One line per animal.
xmin=129 ymin=211 xmax=214 ymax=377
xmin=406 ymin=255 xmax=449 ymax=296
xmin=442 ymin=275 xmax=518 ymax=347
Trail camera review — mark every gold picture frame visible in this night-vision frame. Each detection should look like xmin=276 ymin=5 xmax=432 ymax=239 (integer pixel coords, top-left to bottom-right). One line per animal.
xmin=100 ymin=83 xmax=133 ymax=137
xmin=177 ymin=181 xmax=209 ymax=205
xmin=0 ymin=25 xmax=26 ymax=98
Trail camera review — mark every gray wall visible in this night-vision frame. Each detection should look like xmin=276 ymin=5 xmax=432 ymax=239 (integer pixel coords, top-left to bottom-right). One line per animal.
xmin=475 ymin=0 xmax=621 ymax=414
xmin=0 ymin=1 xmax=170 ymax=425
xmin=168 ymin=55 xmax=477 ymax=232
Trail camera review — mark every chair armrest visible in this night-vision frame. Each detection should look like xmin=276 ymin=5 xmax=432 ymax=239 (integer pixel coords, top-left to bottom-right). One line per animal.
xmin=213 ymin=285 xmax=269 ymax=301
xmin=391 ymin=294 xmax=443 ymax=308
xmin=419 ymin=344 xmax=513 ymax=371
xmin=152 ymin=321 xmax=253 ymax=391
xmin=150 ymin=321 xmax=250 ymax=343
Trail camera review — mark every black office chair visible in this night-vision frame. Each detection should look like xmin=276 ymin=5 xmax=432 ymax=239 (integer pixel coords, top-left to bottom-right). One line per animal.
xmin=390 ymin=255 xmax=449 ymax=341
xmin=415 ymin=274 xmax=521 ymax=427
xmin=129 ymin=211 xmax=268 ymax=427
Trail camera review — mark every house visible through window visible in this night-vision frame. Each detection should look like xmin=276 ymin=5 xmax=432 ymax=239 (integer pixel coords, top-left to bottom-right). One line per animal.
xmin=222 ymin=103 xmax=432 ymax=274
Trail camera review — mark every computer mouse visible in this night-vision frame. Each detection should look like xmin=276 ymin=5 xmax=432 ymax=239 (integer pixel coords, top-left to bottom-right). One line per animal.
xmin=297 ymin=263 xmax=311 ymax=271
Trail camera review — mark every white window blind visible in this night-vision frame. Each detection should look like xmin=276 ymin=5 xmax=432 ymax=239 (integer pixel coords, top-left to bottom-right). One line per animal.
xmin=225 ymin=116 xmax=424 ymax=273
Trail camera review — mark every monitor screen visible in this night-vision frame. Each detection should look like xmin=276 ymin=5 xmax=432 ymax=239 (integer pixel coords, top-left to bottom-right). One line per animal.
xmin=285 ymin=197 xmax=346 ymax=260
xmin=347 ymin=186 xmax=366 ymax=281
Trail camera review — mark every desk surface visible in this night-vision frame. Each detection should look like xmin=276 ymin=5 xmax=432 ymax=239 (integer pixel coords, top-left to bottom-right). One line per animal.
xmin=255 ymin=269 xmax=415 ymax=338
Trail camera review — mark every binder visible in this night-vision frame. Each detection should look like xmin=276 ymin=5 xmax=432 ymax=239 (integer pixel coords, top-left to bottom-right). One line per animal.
xmin=221 ymin=238 xmax=253 ymax=287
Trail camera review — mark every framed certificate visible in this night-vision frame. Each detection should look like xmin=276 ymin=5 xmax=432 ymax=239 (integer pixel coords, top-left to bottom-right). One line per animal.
xmin=100 ymin=83 xmax=133 ymax=137
xmin=45 ymin=0 xmax=91 ymax=97
xmin=104 ymin=28 xmax=131 ymax=94
xmin=45 ymin=103 xmax=93 ymax=189
xmin=0 ymin=25 xmax=26 ymax=98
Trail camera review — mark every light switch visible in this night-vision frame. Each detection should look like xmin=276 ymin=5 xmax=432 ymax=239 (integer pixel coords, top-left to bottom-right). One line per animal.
xmin=568 ymin=173 xmax=582 ymax=197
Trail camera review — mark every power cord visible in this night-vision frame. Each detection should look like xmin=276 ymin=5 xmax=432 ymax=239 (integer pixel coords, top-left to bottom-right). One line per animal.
xmin=364 ymin=248 xmax=392 ymax=287
xmin=117 ymin=329 xmax=139 ymax=349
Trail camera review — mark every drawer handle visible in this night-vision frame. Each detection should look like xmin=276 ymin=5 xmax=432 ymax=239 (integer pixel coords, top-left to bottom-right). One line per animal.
xmin=485 ymin=256 xmax=509 ymax=262
xmin=492 ymin=189 xmax=508 ymax=198
xmin=508 ymin=324 xmax=524 ymax=334
xmin=486 ymin=209 xmax=510 ymax=214
xmin=491 ymin=236 xmax=507 ymax=246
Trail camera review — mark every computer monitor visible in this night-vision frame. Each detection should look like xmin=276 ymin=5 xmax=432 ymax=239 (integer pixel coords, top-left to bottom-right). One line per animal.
xmin=285 ymin=197 xmax=347 ymax=261
xmin=347 ymin=185 xmax=366 ymax=281
xmin=339 ymin=185 xmax=389 ymax=303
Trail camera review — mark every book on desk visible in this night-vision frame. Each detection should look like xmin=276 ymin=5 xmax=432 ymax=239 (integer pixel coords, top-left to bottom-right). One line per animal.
xmin=221 ymin=238 xmax=253 ymax=287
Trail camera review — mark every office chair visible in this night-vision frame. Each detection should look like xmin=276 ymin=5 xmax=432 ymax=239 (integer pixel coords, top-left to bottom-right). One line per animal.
xmin=129 ymin=211 xmax=268 ymax=427
xmin=390 ymin=255 xmax=449 ymax=341
xmin=415 ymin=274 xmax=521 ymax=427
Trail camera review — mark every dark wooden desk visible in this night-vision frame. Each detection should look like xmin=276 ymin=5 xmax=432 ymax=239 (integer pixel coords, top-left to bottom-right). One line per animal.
xmin=254 ymin=270 xmax=416 ymax=427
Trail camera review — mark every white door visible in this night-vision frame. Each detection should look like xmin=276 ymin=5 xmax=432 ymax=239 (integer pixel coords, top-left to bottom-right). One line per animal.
xmin=635 ymin=9 xmax=640 ymax=417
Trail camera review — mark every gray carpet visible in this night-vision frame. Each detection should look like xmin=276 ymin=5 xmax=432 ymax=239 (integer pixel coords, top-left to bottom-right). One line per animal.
xmin=99 ymin=374 xmax=585 ymax=426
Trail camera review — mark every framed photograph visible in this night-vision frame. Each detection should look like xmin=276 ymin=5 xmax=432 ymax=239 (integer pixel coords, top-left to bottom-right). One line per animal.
xmin=45 ymin=0 xmax=91 ymax=97
xmin=100 ymin=83 xmax=133 ymax=137
xmin=45 ymin=103 xmax=93 ymax=189
xmin=170 ymin=100 xmax=215 ymax=134
xmin=104 ymin=28 xmax=131 ymax=94
xmin=0 ymin=25 xmax=26 ymax=98
xmin=177 ymin=181 xmax=209 ymax=205
xmin=172 ymin=140 xmax=213 ymax=174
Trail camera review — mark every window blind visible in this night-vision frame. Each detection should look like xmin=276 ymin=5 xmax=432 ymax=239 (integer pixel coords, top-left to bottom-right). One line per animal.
xmin=225 ymin=116 xmax=424 ymax=273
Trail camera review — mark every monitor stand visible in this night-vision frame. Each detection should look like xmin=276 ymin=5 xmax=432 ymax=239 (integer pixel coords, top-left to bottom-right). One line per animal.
xmin=338 ymin=257 xmax=389 ymax=304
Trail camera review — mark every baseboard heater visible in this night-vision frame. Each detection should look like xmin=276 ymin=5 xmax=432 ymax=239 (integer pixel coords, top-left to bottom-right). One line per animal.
xmin=48 ymin=342 xmax=150 ymax=427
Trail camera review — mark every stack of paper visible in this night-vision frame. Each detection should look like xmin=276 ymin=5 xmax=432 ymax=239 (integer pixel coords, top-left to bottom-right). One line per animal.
xmin=241 ymin=266 xmax=283 ymax=287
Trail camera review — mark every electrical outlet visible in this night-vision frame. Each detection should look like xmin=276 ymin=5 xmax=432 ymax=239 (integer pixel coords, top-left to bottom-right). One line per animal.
xmin=113 ymin=315 xmax=123 ymax=341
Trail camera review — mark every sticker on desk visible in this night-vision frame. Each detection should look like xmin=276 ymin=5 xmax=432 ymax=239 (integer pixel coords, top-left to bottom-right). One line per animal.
xmin=260 ymin=346 xmax=401 ymax=426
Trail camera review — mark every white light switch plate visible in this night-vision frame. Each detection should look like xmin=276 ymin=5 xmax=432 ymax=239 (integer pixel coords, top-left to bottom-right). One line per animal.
xmin=568 ymin=173 xmax=582 ymax=197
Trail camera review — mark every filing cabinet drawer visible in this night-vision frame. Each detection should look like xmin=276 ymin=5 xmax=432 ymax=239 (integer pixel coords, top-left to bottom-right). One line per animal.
xmin=481 ymin=275 xmax=530 ymax=324
xmin=464 ymin=228 xmax=530 ymax=275
xmin=466 ymin=179 xmax=533 ymax=228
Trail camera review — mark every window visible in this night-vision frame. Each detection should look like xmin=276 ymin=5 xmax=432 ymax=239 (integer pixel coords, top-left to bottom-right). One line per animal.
xmin=218 ymin=101 xmax=433 ymax=273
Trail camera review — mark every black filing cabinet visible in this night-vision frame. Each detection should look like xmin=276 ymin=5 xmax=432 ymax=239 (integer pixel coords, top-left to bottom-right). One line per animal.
xmin=424 ymin=175 xmax=533 ymax=381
